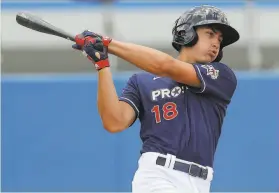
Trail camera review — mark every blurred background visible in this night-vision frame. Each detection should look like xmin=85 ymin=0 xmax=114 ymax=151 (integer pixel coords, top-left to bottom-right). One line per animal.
xmin=1 ymin=0 xmax=279 ymax=192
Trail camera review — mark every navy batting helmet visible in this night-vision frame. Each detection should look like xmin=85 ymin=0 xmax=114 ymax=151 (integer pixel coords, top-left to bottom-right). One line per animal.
xmin=172 ymin=5 xmax=240 ymax=62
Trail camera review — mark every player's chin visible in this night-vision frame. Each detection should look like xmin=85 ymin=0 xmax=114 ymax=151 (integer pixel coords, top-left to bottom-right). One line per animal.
xmin=206 ymin=54 xmax=217 ymax=63
xmin=197 ymin=56 xmax=213 ymax=64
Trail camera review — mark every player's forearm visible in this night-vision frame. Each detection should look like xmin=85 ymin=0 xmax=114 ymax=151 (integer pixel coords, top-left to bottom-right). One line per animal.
xmin=108 ymin=40 xmax=173 ymax=76
xmin=97 ymin=68 xmax=123 ymax=132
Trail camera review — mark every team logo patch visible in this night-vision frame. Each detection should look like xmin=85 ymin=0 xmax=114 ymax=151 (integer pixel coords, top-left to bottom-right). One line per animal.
xmin=171 ymin=86 xmax=182 ymax=97
xmin=201 ymin=65 xmax=219 ymax=79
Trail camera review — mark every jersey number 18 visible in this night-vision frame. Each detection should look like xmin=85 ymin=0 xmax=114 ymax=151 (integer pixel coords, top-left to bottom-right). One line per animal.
xmin=151 ymin=102 xmax=178 ymax=124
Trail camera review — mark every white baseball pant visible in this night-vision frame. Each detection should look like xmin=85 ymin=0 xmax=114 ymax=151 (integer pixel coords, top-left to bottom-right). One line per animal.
xmin=132 ymin=152 xmax=214 ymax=193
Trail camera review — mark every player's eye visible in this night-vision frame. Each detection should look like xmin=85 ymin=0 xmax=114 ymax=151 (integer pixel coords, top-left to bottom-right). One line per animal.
xmin=206 ymin=31 xmax=214 ymax=37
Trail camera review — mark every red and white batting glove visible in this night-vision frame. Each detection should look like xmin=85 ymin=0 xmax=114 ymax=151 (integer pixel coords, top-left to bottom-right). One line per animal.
xmin=72 ymin=30 xmax=112 ymax=71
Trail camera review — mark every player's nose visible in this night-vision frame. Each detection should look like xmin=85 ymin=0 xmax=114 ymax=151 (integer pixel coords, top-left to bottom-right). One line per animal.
xmin=214 ymin=33 xmax=222 ymax=49
xmin=211 ymin=40 xmax=220 ymax=51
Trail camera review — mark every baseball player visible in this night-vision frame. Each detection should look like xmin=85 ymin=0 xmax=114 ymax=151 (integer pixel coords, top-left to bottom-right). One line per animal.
xmin=73 ymin=5 xmax=239 ymax=193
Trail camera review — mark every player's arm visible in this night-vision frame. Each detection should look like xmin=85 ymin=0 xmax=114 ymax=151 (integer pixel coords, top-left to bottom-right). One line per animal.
xmin=97 ymin=68 xmax=136 ymax=133
xmin=72 ymin=31 xmax=139 ymax=133
xmin=108 ymin=40 xmax=200 ymax=87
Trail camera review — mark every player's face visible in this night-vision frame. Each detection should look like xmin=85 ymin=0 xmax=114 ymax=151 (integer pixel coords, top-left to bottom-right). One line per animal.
xmin=193 ymin=26 xmax=223 ymax=63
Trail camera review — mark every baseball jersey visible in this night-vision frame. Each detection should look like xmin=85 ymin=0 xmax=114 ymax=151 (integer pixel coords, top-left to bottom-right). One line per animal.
xmin=119 ymin=62 xmax=237 ymax=167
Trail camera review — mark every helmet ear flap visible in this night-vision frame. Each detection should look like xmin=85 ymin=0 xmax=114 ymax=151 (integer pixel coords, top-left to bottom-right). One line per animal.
xmin=184 ymin=28 xmax=198 ymax=47
xmin=172 ymin=33 xmax=184 ymax=51
xmin=183 ymin=28 xmax=197 ymax=46
xmin=172 ymin=42 xmax=182 ymax=52
xmin=172 ymin=27 xmax=198 ymax=51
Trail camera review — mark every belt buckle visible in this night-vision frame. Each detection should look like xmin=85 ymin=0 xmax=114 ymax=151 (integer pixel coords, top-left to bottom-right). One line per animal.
xmin=188 ymin=164 xmax=199 ymax=177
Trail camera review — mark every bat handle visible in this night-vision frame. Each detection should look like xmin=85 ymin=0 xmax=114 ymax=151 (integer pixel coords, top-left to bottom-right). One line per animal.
xmin=70 ymin=36 xmax=76 ymax=42
xmin=67 ymin=34 xmax=76 ymax=42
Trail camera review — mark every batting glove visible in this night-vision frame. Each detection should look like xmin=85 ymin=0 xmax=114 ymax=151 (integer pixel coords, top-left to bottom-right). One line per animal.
xmin=72 ymin=30 xmax=112 ymax=71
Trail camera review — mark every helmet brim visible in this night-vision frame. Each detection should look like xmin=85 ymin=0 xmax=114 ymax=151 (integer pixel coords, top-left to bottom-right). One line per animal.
xmin=195 ymin=21 xmax=240 ymax=48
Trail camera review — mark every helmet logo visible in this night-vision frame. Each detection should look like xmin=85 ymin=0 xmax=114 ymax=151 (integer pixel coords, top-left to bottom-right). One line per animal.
xmin=212 ymin=12 xmax=218 ymax=20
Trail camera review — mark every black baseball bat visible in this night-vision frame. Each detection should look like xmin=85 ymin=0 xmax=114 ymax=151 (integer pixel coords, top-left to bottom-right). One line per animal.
xmin=16 ymin=12 xmax=76 ymax=42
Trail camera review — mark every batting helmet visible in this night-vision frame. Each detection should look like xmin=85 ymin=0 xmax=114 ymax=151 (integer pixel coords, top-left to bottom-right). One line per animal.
xmin=172 ymin=5 xmax=240 ymax=62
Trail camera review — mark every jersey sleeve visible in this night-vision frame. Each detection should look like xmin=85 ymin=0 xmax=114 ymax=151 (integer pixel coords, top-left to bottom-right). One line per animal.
xmin=188 ymin=62 xmax=237 ymax=102
xmin=119 ymin=74 xmax=141 ymax=124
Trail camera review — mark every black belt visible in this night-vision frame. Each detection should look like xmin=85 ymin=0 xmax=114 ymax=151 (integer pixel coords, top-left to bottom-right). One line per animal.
xmin=156 ymin=156 xmax=208 ymax=180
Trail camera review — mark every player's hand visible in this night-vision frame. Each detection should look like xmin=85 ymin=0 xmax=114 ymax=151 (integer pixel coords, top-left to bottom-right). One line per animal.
xmin=73 ymin=30 xmax=112 ymax=71
xmin=72 ymin=30 xmax=102 ymax=49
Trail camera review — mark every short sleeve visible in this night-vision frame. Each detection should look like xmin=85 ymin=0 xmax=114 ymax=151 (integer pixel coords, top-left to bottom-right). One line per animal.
xmin=189 ymin=62 xmax=237 ymax=102
xmin=119 ymin=74 xmax=141 ymax=121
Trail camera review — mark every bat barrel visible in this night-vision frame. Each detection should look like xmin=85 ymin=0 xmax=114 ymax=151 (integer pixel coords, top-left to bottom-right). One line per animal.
xmin=16 ymin=12 xmax=76 ymax=42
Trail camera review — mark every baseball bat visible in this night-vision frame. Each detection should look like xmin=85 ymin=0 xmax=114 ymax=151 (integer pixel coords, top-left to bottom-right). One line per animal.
xmin=16 ymin=12 xmax=76 ymax=42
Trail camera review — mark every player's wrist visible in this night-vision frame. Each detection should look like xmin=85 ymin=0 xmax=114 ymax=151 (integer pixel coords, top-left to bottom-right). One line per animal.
xmin=97 ymin=66 xmax=110 ymax=74
xmin=107 ymin=39 xmax=118 ymax=55
xmin=94 ymin=58 xmax=110 ymax=71
xmin=102 ymin=36 xmax=112 ymax=47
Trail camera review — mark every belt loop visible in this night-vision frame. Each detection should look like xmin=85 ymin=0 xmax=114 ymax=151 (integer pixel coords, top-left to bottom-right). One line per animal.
xmin=164 ymin=154 xmax=172 ymax=168
xmin=168 ymin=154 xmax=176 ymax=169
xmin=206 ymin=167 xmax=214 ymax=181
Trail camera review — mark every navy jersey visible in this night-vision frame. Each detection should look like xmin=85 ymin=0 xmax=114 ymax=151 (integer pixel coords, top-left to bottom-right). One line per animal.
xmin=119 ymin=62 xmax=237 ymax=167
